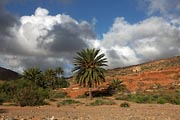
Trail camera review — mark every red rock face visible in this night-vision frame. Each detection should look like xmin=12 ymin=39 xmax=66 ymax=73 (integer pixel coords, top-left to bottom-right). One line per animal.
xmin=66 ymin=56 xmax=180 ymax=98
xmin=108 ymin=67 xmax=180 ymax=92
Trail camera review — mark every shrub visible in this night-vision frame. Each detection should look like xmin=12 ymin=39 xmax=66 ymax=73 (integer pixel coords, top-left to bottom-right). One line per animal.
xmin=176 ymin=89 xmax=180 ymax=93
xmin=12 ymin=79 xmax=48 ymax=106
xmin=120 ymin=102 xmax=130 ymax=108
xmin=128 ymin=94 xmax=151 ymax=103
xmin=89 ymin=99 xmax=115 ymax=106
xmin=57 ymin=99 xmax=81 ymax=107
xmin=114 ymin=90 xmax=180 ymax=105
xmin=0 ymin=77 xmax=54 ymax=106
xmin=171 ymin=97 xmax=180 ymax=105
xmin=51 ymin=91 xmax=69 ymax=99
xmin=107 ymin=79 xmax=126 ymax=94
xmin=89 ymin=99 xmax=104 ymax=106
xmin=14 ymin=87 xmax=46 ymax=106
xmin=0 ymin=81 xmax=17 ymax=102
xmin=56 ymin=77 xmax=70 ymax=88
xmin=157 ymin=97 xmax=167 ymax=104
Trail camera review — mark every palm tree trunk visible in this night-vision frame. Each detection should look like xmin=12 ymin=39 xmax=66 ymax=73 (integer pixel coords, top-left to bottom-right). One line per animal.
xmin=89 ymin=87 xmax=92 ymax=100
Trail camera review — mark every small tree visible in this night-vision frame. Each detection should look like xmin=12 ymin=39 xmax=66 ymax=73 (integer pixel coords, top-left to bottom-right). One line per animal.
xmin=108 ymin=79 xmax=126 ymax=94
xmin=72 ymin=48 xmax=107 ymax=99
xmin=22 ymin=67 xmax=45 ymax=88
xmin=14 ymin=81 xmax=46 ymax=106
xmin=55 ymin=67 xmax=64 ymax=77
xmin=22 ymin=67 xmax=42 ymax=82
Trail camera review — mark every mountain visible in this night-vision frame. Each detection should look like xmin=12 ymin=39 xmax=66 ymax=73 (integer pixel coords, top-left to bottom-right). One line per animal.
xmin=66 ymin=56 xmax=180 ymax=98
xmin=0 ymin=67 xmax=20 ymax=81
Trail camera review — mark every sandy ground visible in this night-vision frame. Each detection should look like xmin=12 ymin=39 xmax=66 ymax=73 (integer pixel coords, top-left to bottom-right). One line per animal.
xmin=0 ymin=100 xmax=180 ymax=120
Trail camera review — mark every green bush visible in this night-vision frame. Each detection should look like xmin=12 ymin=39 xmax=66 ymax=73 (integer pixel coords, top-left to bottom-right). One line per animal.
xmin=113 ymin=90 xmax=180 ymax=105
xmin=51 ymin=91 xmax=69 ymax=99
xmin=120 ymin=102 xmax=130 ymax=108
xmin=107 ymin=79 xmax=126 ymax=94
xmin=0 ymin=81 xmax=17 ymax=102
xmin=14 ymin=87 xmax=46 ymax=106
xmin=176 ymin=89 xmax=180 ymax=93
xmin=89 ymin=99 xmax=104 ymax=106
xmin=157 ymin=97 xmax=167 ymax=104
xmin=56 ymin=77 xmax=70 ymax=88
xmin=171 ymin=97 xmax=180 ymax=105
xmin=89 ymin=99 xmax=115 ymax=106
xmin=128 ymin=94 xmax=152 ymax=103
xmin=0 ymin=79 xmax=48 ymax=106
xmin=57 ymin=99 xmax=81 ymax=107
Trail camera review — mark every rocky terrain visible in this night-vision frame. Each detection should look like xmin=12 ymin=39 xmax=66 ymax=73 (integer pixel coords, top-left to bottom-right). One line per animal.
xmin=106 ymin=56 xmax=180 ymax=92
xmin=1 ymin=100 xmax=180 ymax=120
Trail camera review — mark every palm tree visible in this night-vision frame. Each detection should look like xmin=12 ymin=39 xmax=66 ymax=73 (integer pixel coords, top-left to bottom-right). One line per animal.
xmin=108 ymin=79 xmax=126 ymax=94
xmin=55 ymin=67 xmax=64 ymax=77
xmin=44 ymin=69 xmax=56 ymax=88
xmin=22 ymin=67 xmax=46 ymax=88
xmin=72 ymin=48 xmax=107 ymax=99
xmin=22 ymin=67 xmax=42 ymax=82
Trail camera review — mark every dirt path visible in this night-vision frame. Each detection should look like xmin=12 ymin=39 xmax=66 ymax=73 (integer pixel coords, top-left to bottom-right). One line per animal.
xmin=1 ymin=100 xmax=180 ymax=120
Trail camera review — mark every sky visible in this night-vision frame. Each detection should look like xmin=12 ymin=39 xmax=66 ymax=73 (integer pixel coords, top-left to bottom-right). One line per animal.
xmin=0 ymin=0 xmax=180 ymax=76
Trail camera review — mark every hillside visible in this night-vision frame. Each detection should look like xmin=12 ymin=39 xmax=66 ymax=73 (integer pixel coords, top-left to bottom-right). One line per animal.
xmin=0 ymin=67 xmax=20 ymax=81
xmin=66 ymin=56 xmax=180 ymax=97
xmin=106 ymin=56 xmax=180 ymax=92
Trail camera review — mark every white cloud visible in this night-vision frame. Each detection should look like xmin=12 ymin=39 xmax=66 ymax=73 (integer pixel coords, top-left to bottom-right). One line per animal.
xmin=16 ymin=7 xmax=81 ymax=56
xmin=96 ymin=17 xmax=180 ymax=68
xmin=0 ymin=7 xmax=95 ymax=74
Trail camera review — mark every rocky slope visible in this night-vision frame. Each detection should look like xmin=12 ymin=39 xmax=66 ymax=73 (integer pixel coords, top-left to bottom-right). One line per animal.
xmin=0 ymin=67 xmax=20 ymax=81
xmin=66 ymin=56 xmax=180 ymax=97
xmin=106 ymin=56 xmax=180 ymax=92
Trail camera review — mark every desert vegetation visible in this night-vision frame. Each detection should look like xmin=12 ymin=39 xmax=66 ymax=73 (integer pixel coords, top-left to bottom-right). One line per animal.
xmin=0 ymin=67 xmax=69 ymax=106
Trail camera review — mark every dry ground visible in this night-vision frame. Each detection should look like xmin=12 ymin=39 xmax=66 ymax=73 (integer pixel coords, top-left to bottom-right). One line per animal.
xmin=0 ymin=99 xmax=180 ymax=120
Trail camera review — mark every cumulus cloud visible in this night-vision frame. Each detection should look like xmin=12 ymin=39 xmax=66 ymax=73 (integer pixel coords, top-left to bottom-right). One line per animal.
xmin=0 ymin=7 xmax=95 ymax=74
xmin=17 ymin=7 xmax=95 ymax=56
xmin=95 ymin=17 xmax=180 ymax=68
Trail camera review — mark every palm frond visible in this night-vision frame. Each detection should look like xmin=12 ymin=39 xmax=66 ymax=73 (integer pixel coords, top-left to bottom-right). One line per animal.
xmin=72 ymin=48 xmax=108 ymax=88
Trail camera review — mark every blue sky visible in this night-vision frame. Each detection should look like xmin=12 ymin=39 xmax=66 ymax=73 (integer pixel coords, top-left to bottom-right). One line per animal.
xmin=6 ymin=0 xmax=147 ymax=36
xmin=0 ymin=0 xmax=180 ymax=75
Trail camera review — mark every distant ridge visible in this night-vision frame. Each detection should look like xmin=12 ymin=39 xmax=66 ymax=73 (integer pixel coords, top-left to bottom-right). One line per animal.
xmin=107 ymin=56 xmax=180 ymax=76
xmin=110 ymin=56 xmax=180 ymax=71
xmin=0 ymin=67 xmax=20 ymax=81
